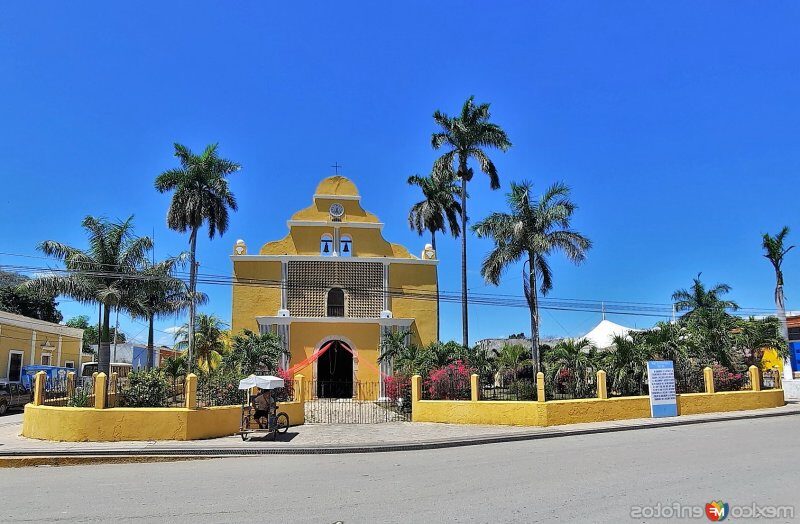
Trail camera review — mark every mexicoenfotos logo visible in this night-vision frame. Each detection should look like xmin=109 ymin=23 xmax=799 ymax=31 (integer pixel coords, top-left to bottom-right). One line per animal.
xmin=630 ymin=501 xmax=793 ymax=520
xmin=705 ymin=501 xmax=729 ymax=522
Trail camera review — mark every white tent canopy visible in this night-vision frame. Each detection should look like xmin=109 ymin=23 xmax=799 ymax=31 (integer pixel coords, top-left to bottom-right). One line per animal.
xmin=238 ymin=375 xmax=285 ymax=390
xmin=578 ymin=319 xmax=636 ymax=349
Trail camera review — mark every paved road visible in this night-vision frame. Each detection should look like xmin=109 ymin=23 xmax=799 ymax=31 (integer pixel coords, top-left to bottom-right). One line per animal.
xmin=2 ymin=415 xmax=798 ymax=523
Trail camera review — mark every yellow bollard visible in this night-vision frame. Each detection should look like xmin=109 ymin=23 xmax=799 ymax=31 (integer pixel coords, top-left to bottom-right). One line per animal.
xmin=109 ymin=372 xmax=118 ymax=408
xmin=536 ymin=372 xmax=546 ymax=402
xmin=596 ymin=370 xmax=608 ymax=399
xmin=94 ymin=373 xmax=107 ymax=409
xmin=749 ymin=365 xmax=761 ymax=392
xmin=703 ymin=366 xmax=715 ymax=394
xmin=66 ymin=371 xmax=76 ymax=399
xmin=33 ymin=371 xmax=46 ymax=406
xmin=773 ymin=367 xmax=782 ymax=390
xmin=185 ymin=373 xmax=197 ymax=409
xmin=470 ymin=374 xmax=480 ymax=402
xmin=294 ymin=374 xmax=305 ymax=403
xmin=411 ymin=374 xmax=422 ymax=403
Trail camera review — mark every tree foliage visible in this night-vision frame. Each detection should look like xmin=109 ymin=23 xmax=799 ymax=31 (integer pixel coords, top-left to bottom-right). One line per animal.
xmin=0 ymin=271 xmax=63 ymax=323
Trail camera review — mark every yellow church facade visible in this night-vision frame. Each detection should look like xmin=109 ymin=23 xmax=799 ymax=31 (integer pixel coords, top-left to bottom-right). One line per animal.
xmin=230 ymin=176 xmax=438 ymax=398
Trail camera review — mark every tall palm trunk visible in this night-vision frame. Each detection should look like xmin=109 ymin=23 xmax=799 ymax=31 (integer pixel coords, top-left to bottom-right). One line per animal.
xmin=147 ymin=313 xmax=155 ymax=369
xmin=527 ymin=254 xmax=540 ymax=375
xmin=459 ymin=172 xmax=469 ymax=347
xmin=776 ymin=281 xmax=793 ymax=380
xmin=98 ymin=303 xmax=111 ymax=377
xmin=187 ymin=227 xmax=198 ymax=371
xmin=431 ymin=230 xmax=440 ymax=342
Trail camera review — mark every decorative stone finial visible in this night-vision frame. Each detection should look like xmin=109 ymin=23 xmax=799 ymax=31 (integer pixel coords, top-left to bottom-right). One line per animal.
xmin=234 ymin=239 xmax=247 ymax=255
xmin=422 ymin=243 xmax=436 ymax=260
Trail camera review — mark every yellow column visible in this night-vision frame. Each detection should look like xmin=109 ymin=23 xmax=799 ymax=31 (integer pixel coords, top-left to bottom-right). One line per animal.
xmin=33 ymin=371 xmax=46 ymax=406
xmin=749 ymin=365 xmax=761 ymax=391
xmin=66 ymin=371 xmax=76 ymax=399
xmin=411 ymin=374 xmax=422 ymax=422
xmin=774 ymin=367 xmax=782 ymax=389
xmin=185 ymin=373 xmax=198 ymax=409
xmin=703 ymin=366 xmax=715 ymax=394
xmin=470 ymin=374 xmax=480 ymax=401
xmin=109 ymin=372 xmax=118 ymax=408
xmin=411 ymin=374 xmax=422 ymax=403
xmin=536 ymin=372 xmax=546 ymax=402
xmin=94 ymin=373 xmax=107 ymax=409
xmin=596 ymin=370 xmax=608 ymax=399
xmin=294 ymin=374 xmax=305 ymax=402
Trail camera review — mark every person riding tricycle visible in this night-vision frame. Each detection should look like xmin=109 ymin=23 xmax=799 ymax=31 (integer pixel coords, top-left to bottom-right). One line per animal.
xmin=238 ymin=375 xmax=290 ymax=441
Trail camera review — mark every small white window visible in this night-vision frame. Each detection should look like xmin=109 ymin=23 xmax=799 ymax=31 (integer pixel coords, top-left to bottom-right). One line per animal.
xmin=321 ymin=234 xmax=334 ymax=256
xmin=65 ymin=361 xmax=75 ymax=369
xmin=41 ymin=353 xmax=52 ymax=366
xmin=340 ymin=235 xmax=352 ymax=257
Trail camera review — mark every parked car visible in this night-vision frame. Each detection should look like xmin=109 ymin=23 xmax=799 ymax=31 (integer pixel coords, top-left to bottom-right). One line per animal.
xmin=0 ymin=380 xmax=30 ymax=415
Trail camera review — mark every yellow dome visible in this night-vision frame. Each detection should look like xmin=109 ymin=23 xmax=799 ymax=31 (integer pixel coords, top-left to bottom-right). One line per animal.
xmin=314 ymin=176 xmax=360 ymax=197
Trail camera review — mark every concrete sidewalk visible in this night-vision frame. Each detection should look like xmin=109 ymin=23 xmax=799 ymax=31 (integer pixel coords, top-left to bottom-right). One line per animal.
xmin=2 ymin=402 xmax=799 ymax=459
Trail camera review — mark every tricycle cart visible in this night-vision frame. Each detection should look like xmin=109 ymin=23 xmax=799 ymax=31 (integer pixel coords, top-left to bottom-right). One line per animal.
xmin=237 ymin=375 xmax=290 ymax=441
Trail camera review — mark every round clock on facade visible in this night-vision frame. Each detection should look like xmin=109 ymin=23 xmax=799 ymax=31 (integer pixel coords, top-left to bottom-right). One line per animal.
xmin=329 ymin=203 xmax=345 ymax=219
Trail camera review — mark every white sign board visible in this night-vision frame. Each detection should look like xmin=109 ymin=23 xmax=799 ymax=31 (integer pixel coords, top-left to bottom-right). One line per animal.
xmin=647 ymin=360 xmax=677 ymax=418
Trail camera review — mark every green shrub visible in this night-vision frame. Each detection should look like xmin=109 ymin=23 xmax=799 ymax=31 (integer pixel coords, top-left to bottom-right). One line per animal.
xmin=119 ymin=369 xmax=170 ymax=407
xmin=67 ymin=387 xmax=91 ymax=407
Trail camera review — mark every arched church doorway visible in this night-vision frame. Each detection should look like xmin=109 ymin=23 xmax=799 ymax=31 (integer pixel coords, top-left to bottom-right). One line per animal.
xmin=316 ymin=340 xmax=353 ymax=398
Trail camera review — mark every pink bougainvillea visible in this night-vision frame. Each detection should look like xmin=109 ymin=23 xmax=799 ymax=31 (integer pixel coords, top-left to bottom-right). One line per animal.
xmin=385 ymin=374 xmax=411 ymax=403
xmin=425 ymin=360 xmax=474 ymax=400
xmin=712 ymin=364 xmax=746 ymax=392
xmin=275 ymin=368 xmax=294 ymax=402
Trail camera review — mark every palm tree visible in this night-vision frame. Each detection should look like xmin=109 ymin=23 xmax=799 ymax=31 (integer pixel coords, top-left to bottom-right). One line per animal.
xmin=733 ymin=316 xmax=787 ymax=369
xmin=431 ymin=97 xmax=511 ymax=346
xmin=494 ymin=343 xmax=531 ymax=384
xmin=762 ymin=227 xmax=794 ymax=355
xmin=154 ymin=143 xmax=241 ymax=370
xmin=174 ymin=313 xmax=227 ymax=373
xmin=473 ymin=181 xmax=591 ymax=374
xmin=378 ymin=330 xmax=430 ymax=377
xmin=162 ymin=355 xmax=187 ymax=384
xmin=25 ymin=216 xmax=152 ymax=376
xmin=603 ymin=333 xmax=652 ymax=396
xmin=545 ymin=338 xmax=598 ymax=398
xmin=129 ymin=253 xmax=205 ymax=369
xmin=407 ymin=171 xmax=462 ymax=341
xmin=466 ymin=344 xmax=495 ymax=386
xmin=227 ymin=329 xmax=289 ymax=375
xmin=671 ymin=273 xmax=739 ymax=319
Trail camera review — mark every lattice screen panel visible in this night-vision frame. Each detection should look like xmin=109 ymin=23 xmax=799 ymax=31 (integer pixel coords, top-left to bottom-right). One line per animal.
xmin=287 ymin=261 xmax=383 ymax=317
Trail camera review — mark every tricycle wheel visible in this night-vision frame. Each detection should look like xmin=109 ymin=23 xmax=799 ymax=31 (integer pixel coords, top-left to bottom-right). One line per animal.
xmin=241 ymin=432 xmax=247 ymax=441
xmin=276 ymin=412 xmax=289 ymax=434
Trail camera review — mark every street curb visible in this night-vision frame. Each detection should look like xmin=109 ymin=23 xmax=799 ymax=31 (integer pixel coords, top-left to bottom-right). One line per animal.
xmin=2 ymin=406 xmax=798 ymax=463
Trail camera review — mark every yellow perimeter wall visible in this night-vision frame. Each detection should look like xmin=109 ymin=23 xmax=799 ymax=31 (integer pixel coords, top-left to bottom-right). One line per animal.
xmin=413 ymin=390 xmax=785 ymax=427
xmin=23 ymin=401 xmax=305 ymax=442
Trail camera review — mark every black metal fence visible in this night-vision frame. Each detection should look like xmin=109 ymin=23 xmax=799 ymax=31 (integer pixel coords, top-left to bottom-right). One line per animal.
xmin=674 ymin=373 xmax=705 ymax=394
xmin=197 ymin=376 xmax=245 ymax=407
xmin=303 ymin=380 xmax=411 ymax=423
xmin=41 ymin=376 xmax=95 ymax=407
xmin=41 ymin=377 xmax=69 ymax=407
xmin=480 ymin=379 xmax=538 ymax=401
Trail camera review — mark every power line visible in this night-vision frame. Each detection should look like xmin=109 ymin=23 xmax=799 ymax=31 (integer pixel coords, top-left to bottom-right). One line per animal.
xmin=0 ymin=261 xmax=779 ymax=320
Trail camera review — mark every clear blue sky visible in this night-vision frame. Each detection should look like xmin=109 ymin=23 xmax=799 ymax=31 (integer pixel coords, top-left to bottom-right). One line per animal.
xmin=1 ymin=2 xmax=799 ymax=345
